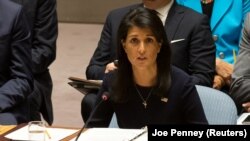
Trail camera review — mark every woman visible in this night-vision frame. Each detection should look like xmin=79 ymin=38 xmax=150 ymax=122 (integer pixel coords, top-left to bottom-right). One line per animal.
xmin=87 ymin=7 xmax=208 ymax=128
xmin=176 ymin=0 xmax=250 ymax=90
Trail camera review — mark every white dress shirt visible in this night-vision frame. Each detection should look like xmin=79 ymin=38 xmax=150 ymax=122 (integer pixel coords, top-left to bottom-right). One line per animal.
xmin=155 ymin=0 xmax=174 ymax=25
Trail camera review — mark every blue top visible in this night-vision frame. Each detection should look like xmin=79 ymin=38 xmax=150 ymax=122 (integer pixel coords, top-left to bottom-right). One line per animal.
xmin=176 ymin=0 xmax=250 ymax=64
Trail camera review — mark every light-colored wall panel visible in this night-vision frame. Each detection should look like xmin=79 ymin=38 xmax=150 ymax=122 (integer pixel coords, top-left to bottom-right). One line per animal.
xmin=58 ymin=0 xmax=140 ymax=23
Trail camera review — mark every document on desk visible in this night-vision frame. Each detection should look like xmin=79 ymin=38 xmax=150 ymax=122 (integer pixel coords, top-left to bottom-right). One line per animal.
xmin=237 ymin=112 xmax=250 ymax=125
xmin=5 ymin=125 xmax=78 ymax=141
xmin=70 ymin=128 xmax=147 ymax=141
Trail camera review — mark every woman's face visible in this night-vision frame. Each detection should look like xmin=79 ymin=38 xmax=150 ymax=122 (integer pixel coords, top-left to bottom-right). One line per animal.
xmin=122 ymin=26 xmax=161 ymax=70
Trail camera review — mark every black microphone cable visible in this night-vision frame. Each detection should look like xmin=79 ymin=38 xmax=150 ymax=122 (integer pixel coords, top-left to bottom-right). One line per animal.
xmin=75 ymin=92 xmax=110 ymax=141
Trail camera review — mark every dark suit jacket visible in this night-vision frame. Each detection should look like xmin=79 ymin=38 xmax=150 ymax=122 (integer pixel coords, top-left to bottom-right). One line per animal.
xmin=231 ymin=13 xmax=250 ymax=112
xmin=12 ymin=0 xmax=58 ymax=125
xmin=88 ymin=66 xmax=208 ymax=128
xmin=0 ymin=0 xmax=33 ymax=124
xmin=86 ymin=2 xmax=215 ymax=86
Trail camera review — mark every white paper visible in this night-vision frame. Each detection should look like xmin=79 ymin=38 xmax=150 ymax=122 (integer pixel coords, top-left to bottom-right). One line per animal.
xmin=5 ymin=125 xmax=78 ymax=141
xmin=237 ymin=113 xmax=250 ymax=125
xmin=70 ymin=128 xmax=147 ymax=141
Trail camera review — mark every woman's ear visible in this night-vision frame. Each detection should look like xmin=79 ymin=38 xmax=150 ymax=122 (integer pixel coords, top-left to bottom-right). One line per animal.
xmin=159 ymin=40 xmax=163 ymax=46
xmin=121 ymin=40 xmax=127 ymax=53
xmin=121 ymin=40 xmax=126 ymax=50
xmin=158 ymin=41 xmax=162 ymax=53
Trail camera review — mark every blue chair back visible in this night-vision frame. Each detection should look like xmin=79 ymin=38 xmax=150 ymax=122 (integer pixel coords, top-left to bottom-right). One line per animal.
xmin=196 ymin=85 xmax=238 ymax=124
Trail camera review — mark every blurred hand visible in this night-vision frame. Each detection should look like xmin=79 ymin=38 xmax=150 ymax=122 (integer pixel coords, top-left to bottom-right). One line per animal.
xmin=242 ymin=102 xmax=250 ymax=113
xmin=213 ymin=75 xmax=226 ymax=90
xmin=216 ymin=58 xmax=233 ymax=86
xmin=105 ymin=62 xmax=118 ymax=73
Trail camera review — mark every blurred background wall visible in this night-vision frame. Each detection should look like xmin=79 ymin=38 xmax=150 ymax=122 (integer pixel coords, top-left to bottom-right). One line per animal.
xmin=57 ymin=0 xmax=141 ymax=23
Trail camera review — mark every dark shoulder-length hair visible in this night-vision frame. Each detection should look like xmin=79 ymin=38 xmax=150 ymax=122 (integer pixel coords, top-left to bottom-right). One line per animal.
xmin=112 ymin=7 xmax=171 ymax=102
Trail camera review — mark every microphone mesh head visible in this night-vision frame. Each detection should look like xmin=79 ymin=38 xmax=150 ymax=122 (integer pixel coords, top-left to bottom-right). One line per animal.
xmin=102 ymin=92 xmax=110 ymax=101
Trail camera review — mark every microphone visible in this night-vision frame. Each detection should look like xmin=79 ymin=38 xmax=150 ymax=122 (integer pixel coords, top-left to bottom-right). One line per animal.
xmin=75 ymin=91 xmax=110 ymax=141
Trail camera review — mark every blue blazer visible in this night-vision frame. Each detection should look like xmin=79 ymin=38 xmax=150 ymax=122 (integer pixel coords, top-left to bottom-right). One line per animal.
xmin=176 ymin=0 xmax=250 ymax=64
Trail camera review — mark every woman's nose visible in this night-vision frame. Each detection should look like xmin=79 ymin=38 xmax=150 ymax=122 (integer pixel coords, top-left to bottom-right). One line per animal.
xmin=138 ymin=43 xmax=146 ymax=54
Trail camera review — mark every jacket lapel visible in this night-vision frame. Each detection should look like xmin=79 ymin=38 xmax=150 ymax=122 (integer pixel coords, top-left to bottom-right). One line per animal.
xmin=165 ymin=2 xmax=184 ymax=41
xmin=211 ymin=0 xmax=233 ymax=29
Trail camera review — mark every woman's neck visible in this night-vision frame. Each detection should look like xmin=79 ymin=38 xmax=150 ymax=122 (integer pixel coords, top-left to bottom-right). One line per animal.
xmin=133 ymin=67 xmax=157 ymax=87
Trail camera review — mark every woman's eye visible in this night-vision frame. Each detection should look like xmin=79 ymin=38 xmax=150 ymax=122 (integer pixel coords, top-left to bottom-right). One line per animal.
xmin=146 ymin=38 xmax=154 ymax=43
xmin=130 ymin=38 xmax=139 ymax=44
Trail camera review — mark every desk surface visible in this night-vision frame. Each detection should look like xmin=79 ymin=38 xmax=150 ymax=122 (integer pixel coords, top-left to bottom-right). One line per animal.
xmin=0 ymin=123 xmax=80 ymax=141
xmin=1 ymin=125 xmax=147 ymax=141
xmin=0 ymin=124 xmax=24 ymax=141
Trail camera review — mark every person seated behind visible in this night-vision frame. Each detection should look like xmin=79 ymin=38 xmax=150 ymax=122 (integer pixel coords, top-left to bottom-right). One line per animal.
xmin=82 ymin=0 xmax=215 ymax=122
xmin=12 ymin=0 xmax=58 ymax=125
xmin=0 ymin=0 xmax=33 ymax=124
xmin=230 ymin=12 xmax=250 ymax=114
xmin=87 ymin=7 xmax=208 ymax=128
xmin=176 ymin=0 xmax=250 ymax=90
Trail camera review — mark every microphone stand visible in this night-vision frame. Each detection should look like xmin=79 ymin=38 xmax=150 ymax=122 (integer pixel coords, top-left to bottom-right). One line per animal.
xmin=75 ymin=92 xmax=109 ymax=141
